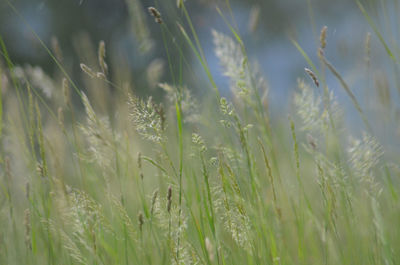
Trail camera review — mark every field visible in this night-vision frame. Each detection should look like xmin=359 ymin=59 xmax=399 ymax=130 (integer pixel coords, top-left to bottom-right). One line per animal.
xmin=1 ymin=0 xmax=400 ymax=264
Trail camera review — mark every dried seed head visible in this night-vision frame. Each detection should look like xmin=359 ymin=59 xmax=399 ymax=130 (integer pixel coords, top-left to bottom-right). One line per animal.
xmin=167 ymin=186 xmax=172 ymax=213
xmin=148 ymin=7 xmax=162 ymax=24
xmin=24 ymin=209 xmax=31 ymax=250
xmin=58 ymin=107 xmax=64 ymax=128
xmin=62 ymin=78 xmax=70 ymax=106
xmin=304 ymin=68 xmax=319 ymax=87
xmin=80 ymin=63 xmax=96 ymax=78
xmin=320 ymin=26 xmax=327 ymax=49
xmin=36 ymin=163 xmax=44 ymax=177
xmin=98 ymin=40 xmax=108 ymax=75
xmin=51 ymin=36 xmax=63 ymax=62
xmin=167 ymin=199 xmax=172 ymax=213
xmin=138 ymin=212 xmax=144 ymax=231
xmin=150 ymin=189 xmax=159 ymax=215
xmin=248 ymin=5 xmax=260 ymax=33
xmin=96 ymin=72 xmax=106 ymax=80
xmin=167 ymin=185 xmax=172 ymax=201
xmin=307 ymin=133 xmax=317 ymax=150
xmin=148 ymin=7 xmax=160 ymax=17
xmin=137 ymin=152 xmax=142 ymax=170
xmin=5 ymin=157 xmax=11 ymax=181
xmin=155 ymin=103 xmax=166 ymax=131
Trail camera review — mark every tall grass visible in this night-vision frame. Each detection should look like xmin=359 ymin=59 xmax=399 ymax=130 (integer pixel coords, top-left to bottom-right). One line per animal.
xmin=0 ymin=1 xmax=400 ymax=264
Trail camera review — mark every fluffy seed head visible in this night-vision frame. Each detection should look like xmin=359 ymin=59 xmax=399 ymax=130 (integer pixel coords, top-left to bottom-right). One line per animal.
xmin=128 ymin=94 xmax=166 ymax=143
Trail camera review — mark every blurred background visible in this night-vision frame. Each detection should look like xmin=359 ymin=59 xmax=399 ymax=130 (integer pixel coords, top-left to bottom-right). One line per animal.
xmin=0 ymin=0 xmax=399 ymax=143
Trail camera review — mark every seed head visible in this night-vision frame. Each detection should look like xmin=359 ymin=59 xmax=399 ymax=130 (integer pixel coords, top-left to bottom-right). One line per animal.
xmin=98 ymin=40 xmax=108 ymax=75
xmin=155 ymin=103 xmax=166 ymax=131
xmin=96 ymin=72 xmax=106 ymax=80
xmin=80 ymin=63 xmax=96 ymax=78
xmin=167 ymin=186 xmax=172 ymax=213
xmin=36 ymin=163 xmax=44 ymax=178
xmin=24 ymin=209 xmax=31 ymax=250
xmin=62 ymin=78 xmax=70 ymax=106
xmin=148 ymin=7 xmax=162 ymax=24
xmin=248 ymin=5 xmax=260 ymax=33
xmin=150 ymin=189 xmax=159 ymax=215
xmin=58 ymin=107 xmax=64 ymax=128
xmin=304 ymin=68 xmax=319 ymax=87
xmin=138 ymin=212 xmax=144 ymax=231
xmin=51 ymin=36 xmax=63 ymax=62
xmin=167 ymin=186 xmax=172 ymax=201
xmin=307 ymin=133 xmax=317 ymax=150
xmin=5 ymin=157 xmax=11 ymax=181
xmin=320 ymin=26 xmax=327 ymax=49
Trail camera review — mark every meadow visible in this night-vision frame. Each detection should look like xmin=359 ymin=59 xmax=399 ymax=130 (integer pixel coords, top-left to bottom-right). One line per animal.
xmin=1 ymin=0 xmax=400 ymax=264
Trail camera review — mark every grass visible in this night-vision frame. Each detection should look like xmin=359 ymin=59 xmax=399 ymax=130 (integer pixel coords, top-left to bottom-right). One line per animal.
xmin=0 ymin=0 xmax=400 ymax=264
